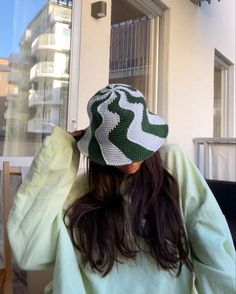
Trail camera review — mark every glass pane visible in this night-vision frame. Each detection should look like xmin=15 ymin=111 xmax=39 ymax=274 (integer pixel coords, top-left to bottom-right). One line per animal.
xmin=0 ymin=0 xmax=73 ymax=156
xmin=109 ymin=0 xmax=159 ymax=111
xmin=213 ymin=67 xmax=222 ymax=137
xmin=214 ymin=62 xmax=228 ymax=138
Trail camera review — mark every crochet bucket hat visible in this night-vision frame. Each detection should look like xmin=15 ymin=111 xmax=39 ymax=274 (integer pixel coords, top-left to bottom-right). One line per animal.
xmin=77 ymin=84 xmax=168 ymax=166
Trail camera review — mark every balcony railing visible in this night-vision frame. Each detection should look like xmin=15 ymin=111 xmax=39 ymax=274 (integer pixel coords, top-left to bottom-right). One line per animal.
xmin=28 ymin=89 xmax=63 ymax=107
xmin=49 ymin=8 xmax=72 ymax=24
xmin=9 ymin=54 xmax=19 ymax=66
xmin=109 ymin=17 xmax=151 ymax=79
xmin=194 ymin=137 xmax=236 ymax=182
xmin=31 ymin=34 xmax=70 ymax=55
xmin=27 ymin=118 xmax=55 ymax=134
xmin=7 ymin=92 xmax=18 ymax=101
xmin=4 ymin=110 xmax=21 ymax=120
xmin=18 ymin=52 xmax=32 ymax=68
xmin=191 ymin=0 xmax=219 ymax=6
xmin=110 ymin=60 xmax=148 ymax=79
xmin=8 ymin=71 xmax=20 ymax=84
xmin=30 ymin=62 xmax=69 ymax=81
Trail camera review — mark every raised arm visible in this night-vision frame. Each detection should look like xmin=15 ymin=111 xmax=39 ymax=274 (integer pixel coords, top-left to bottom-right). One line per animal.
xmin=7 ymin=127 xmax=80 ymax=270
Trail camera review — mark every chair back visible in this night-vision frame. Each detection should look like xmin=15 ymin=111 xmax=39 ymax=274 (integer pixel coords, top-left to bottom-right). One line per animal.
xmin=1 ymin=162 xmax=21 ymax=294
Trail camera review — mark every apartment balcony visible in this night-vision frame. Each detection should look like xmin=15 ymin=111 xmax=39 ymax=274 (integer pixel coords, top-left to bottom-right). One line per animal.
xmin=30 ymin=61 xmax=69 ymax=81
xmin=20 ymin=28 xmax=32 ymax=45
xmin=18 ymin=52 xmax=32 ymax=68
xmin=8 ymin=71 xmax=20 ymax=84
xmin=20 ymin=77 xmax=31 ymax=90
xmin=9 ymin=70 xmax=30 ymax=88
xmin=31 ymin=34 xmax=70 ymax=55
xmin=27 ymin=118 xmax=54 ymax=134
xmin=109 ymin=58 xmax=148 ymax=79
xmin=28 ymin=89 xmax=63 ymax=107
xmin=9 ymin=54 xmax=19 ymax=66
xmin=49 ymin=9 xmax=72 ymax=24
xmin=4 ymin=110 xmax=21 ymax=120
xmin=7 ymin=91 xmax=19 ymax=102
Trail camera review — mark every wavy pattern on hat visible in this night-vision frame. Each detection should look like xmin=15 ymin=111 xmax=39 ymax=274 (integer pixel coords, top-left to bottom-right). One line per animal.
xmin=87 ymin=93 xmax=110 ymax=164
xmin=78 ymin=91 xmax=111 ymax=163
xmin=107 ymin=94 xmax=158 ymax=163
xmin=95 ymin=89 xmax=132 ymax=165
xmin=118 ymin=88 xmax=168 ymax=147
xmin=78 ymin=84 xmax=168 ymax=165
xmin=83 ymin=86 xmax=130 ymax=165
xmin=107 ymin=85 xmax=167 ymax=163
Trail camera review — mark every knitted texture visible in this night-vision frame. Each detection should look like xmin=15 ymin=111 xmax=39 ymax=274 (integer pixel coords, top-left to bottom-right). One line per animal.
xmin=77 ymin=84 xmax=168 ymax=165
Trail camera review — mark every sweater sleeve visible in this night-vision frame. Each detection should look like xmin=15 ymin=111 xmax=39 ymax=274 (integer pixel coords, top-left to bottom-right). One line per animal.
xmin=160 ymin=144 xmax=236 ymax=294
xmin=7 ymin=127 xmax=80 ymax=270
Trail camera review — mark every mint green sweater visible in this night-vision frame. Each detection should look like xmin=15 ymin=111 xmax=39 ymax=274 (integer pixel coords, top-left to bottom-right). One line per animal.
xmin=7 ymin=127 xmax=235 ymax=294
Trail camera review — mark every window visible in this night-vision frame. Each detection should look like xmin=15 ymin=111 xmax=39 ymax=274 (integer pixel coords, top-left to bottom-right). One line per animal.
xmin=109 ymin=0 xmax=166 ymax=113
xmin=63 ymin=27 xmax=71 ymax=37
xmin=0 ymin=0 xmax=73 ymax=156
xmin=214 ymin=50 xmax=234 ymax=137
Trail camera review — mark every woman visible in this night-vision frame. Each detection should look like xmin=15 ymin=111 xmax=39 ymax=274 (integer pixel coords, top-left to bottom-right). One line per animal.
xmin=7 ymin=84 xmax=235 ymax=293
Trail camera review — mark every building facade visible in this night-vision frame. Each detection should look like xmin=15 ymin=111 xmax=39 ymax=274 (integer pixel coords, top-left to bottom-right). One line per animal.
xmin=4 ymin=0 xmax=72 ymax=156
xmin=0 ymin=58 xmax=18 ymax=155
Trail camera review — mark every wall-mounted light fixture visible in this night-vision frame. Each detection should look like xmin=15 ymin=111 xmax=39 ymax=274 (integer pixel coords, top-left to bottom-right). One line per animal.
xmin=91 ymin=1 xmax=107 ymax=19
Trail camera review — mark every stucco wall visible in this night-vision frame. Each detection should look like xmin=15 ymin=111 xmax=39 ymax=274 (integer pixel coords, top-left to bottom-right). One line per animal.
xmin=76 ymin=0 xmax=111 ymax=129
xmin=161 ymin=0 xmax=235 ymax=158
xmin=76 ymin=0 xmax=235 ymax=160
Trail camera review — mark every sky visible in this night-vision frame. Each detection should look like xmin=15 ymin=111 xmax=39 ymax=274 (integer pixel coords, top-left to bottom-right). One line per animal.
xmin=0 ymin=0 xmax=46 ymax=58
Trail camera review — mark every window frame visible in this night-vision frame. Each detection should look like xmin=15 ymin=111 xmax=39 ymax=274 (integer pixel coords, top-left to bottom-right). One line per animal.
xmin=214 ymin=50 xmax=235 ymax=137
xmin=67 ymin=0 xmax=82 ymax=132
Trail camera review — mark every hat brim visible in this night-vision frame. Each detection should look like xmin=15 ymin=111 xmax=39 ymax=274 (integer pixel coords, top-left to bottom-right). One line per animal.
xmin=77 ymin=112 xmax=168 ymax=166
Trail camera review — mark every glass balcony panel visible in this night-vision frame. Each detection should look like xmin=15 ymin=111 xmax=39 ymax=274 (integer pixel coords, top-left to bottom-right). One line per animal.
xmin=29 ymin=89 xmax=63 ymax=107
xmin=27 ymin=118 xmax=54 ymax=134
xmin=30 ymin=61 xmax=69 ymax=80
xmin=31 ymin=33 xmax=70 ymax=55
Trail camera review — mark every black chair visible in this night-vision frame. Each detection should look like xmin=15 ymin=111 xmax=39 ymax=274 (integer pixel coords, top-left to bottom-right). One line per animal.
xmin=206 ymin=179 xmax=236 ymax=248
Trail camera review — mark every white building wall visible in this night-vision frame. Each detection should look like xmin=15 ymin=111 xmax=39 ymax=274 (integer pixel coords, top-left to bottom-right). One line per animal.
xmin=161 ymin=0 xmax=235 ymax=158
xmin=54 ymin=22 xmax=71 ymax=50
xmin=75 ymin=0 xmax=112 ymax=129
xmin=75 ymin=0 xmax=235 ymax=160
xmin=54 ymin=52 xmax=67 ymax=74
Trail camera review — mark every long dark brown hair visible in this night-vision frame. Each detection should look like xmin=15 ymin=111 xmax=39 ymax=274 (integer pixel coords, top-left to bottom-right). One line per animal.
xmin=65 ymin=144 xmax=193 ymax=276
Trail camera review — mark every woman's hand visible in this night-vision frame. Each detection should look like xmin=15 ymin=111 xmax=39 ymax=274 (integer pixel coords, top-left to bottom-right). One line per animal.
xmin=69 ymin=129 xmax=85 ymax=141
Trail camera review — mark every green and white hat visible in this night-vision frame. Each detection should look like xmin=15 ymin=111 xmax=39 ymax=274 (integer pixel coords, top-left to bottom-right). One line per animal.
xmin=77 ymin=84 xmax=168 ymax=166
